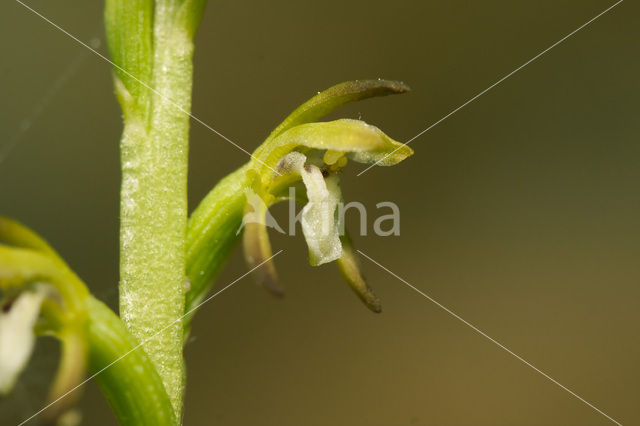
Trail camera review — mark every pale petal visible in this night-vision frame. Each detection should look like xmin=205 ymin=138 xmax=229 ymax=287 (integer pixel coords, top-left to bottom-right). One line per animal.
xmin=0 ymin=290 xmax=45 ymax=394
xmin=300 ymin=168 xmax=342 ymax=266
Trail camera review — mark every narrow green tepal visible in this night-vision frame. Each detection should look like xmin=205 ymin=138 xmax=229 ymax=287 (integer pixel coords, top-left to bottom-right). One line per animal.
xmin=337 ymin=234 xmax=382 ymax=313
xmin=265 ymin=79 xmax=410 ymax=142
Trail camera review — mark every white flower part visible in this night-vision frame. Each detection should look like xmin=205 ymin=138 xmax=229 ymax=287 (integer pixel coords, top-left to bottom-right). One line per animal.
xmin=275 ymin=151 xmax=307 ymax=175
xmin=0 ymin=290 xmax=45 ymax=394
xmin=273 ymin=151 xmax=344 ymax=265
xmin=300 ymin=166 xmax=343 ymax=266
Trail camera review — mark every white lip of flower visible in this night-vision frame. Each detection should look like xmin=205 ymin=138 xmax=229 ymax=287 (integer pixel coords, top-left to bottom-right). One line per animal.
xmin=300 ymin=165 xmax=342 ymax=265
xmin=275 ymin=151 xmax=343 ymax=266
xmin=0 ymin=288 xmax=46 ymax=394
xmin=253 ymin=150 xmax=381 ymax=312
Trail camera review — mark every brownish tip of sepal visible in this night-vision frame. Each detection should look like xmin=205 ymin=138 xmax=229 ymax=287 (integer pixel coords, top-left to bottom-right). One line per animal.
xmin=348 ymin=274 xmax=382 ymax=314
xmin=375 ymin=79 xmax=411 ymax=94
xmin=329 ymin=79 xmax=411 ymax=101
xmin=336 ymin=236 xmax=382 ymax=313
xmin=252 ymin=262 xmax=285 ymax=298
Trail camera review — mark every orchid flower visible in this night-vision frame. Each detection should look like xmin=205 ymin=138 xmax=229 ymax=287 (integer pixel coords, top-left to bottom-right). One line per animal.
xmin=185 ymin=79 xmax=413 ymax=315
xmin=0 ymin=217 xmax=89 ymax=420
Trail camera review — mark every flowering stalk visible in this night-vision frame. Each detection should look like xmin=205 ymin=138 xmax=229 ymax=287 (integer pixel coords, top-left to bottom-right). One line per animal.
xmin=105 ymin=0 xmax=206 ymax=415
xmin=0 ymin=1 xmax=422 ymax=425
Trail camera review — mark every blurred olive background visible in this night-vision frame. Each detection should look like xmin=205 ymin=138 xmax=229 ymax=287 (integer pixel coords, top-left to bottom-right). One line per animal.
xmin=1 ymin=0 xmax=639 ymax=425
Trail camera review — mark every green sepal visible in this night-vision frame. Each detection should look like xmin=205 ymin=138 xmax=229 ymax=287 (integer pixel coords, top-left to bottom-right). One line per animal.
xmin=336 ymin=234 xmax=382 ymax=313
xmin=266 ymin=79 xmax=409 ymax=141
xmin=253 ymin=119 xmax=413 ymax=187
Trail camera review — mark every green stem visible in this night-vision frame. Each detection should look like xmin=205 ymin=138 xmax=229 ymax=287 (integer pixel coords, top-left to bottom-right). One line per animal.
xmin=110 ymin=0 xmax=202 ymax=416
xmin=86 ymin=297 xmax=177 ymax=425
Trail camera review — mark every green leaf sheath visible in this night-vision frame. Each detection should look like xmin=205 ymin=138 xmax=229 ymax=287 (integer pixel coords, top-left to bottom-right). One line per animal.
xmin=86 ymin=297 xmax=177 ymax=426
xmin=104 ymin=0 xmax=153 ymax=117
xmin=105 ymin=0 xmax=206 ymax=416
xmin=176 ymin=0 xmax=208 ymax=39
